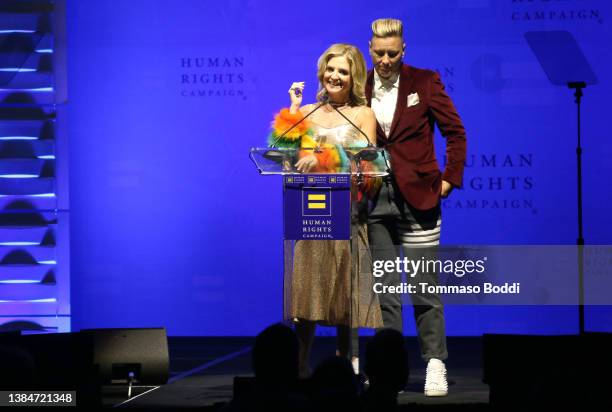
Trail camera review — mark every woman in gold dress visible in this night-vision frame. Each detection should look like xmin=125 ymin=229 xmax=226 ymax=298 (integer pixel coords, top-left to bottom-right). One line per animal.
xmin=268 ymin=44 xmax=383 ymax=376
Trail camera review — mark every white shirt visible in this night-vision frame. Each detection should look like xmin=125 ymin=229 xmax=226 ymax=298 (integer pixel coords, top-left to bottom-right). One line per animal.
xmin=371 ymin=69 xmax=400 ymax=137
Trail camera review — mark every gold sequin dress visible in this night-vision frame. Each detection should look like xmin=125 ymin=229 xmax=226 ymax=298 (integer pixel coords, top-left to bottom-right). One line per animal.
xmin=286 ymin=113 xmax=383 ymax=329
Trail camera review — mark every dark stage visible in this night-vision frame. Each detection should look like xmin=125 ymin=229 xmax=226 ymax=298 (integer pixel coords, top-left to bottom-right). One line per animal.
xmin=109 ymin=336 xmax=489 ymax=410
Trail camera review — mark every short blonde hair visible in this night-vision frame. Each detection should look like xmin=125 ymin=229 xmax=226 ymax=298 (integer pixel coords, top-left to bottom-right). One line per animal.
xmin=371 ymin=18 xmax=403 ymax=38
xmin=316 ymin=43 xmax=367 ymax=106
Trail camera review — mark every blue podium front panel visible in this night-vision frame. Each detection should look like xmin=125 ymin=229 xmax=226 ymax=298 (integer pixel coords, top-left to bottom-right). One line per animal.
xmin=283 ymin=174 xmax=351 ymax=241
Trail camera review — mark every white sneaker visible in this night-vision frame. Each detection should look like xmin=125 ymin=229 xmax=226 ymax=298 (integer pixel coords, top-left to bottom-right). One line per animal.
xmin=424 ymin=358 xmax=448 ymax=397
xmin=351 ymin=357 xmax=359 ymax=375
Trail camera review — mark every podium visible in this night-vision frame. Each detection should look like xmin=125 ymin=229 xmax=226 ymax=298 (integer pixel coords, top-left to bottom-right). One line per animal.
xmin=250 ymin=147 xmax=388 ymax=337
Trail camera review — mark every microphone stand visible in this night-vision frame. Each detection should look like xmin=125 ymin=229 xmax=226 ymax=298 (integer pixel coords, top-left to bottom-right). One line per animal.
xmin=330 ymin=104 xmax=391 ymax=172
xmin=568 ymin=81 xmax=586 ymax=335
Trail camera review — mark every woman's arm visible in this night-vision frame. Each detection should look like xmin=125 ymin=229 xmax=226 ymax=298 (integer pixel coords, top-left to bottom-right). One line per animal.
xmin=294 ymin=105 xmax=318 ymax=173
xmin=299 ymin=104 xmax=315 ymax=117
xmin=358 ymin=106 xmax=377 ymax=146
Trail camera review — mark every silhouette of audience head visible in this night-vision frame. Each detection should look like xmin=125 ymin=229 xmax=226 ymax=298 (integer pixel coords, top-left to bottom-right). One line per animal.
xmin=311 ymin=356 xmax=359 ymax=410
xmin=252 ymin=323 xmax=299 ymax=385
xmin=0 ymin=345 xmax=36 ymax=389
xmin=365 ymin=328 xmax=409 ymax=392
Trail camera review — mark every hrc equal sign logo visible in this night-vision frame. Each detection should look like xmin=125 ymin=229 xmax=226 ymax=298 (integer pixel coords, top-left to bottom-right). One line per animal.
xmin=307 ymin=193 xmax=326 ymax=209
xmin=303 ymin=188 xmax=331 ymax=216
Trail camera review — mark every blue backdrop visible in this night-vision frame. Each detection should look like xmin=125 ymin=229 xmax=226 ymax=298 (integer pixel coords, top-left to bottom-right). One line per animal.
xmin=66 ymin=0 xmax=612 ymax=335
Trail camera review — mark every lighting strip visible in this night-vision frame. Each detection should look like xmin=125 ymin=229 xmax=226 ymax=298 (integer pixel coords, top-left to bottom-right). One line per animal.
xmin=0 ymin=87 xmax=53 ymax=92
xmin=0 ymin=30 xmax=36 ymax=34
xmin=0 ymin=68 xmax=36 ymax=73
xmin=0 ymin=242 xmax=40 ymax=246
xmin=0 ymin=174 xmax=39 ymax=178
xmin=0 ymin=280 xmax=39 ymax=284
xmin=0 ymin=194 xmax=56 ymax=198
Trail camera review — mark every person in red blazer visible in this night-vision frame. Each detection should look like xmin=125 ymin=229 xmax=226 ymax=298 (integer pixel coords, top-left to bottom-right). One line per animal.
xmin=364 ymin=18 xmax=467 ymax=397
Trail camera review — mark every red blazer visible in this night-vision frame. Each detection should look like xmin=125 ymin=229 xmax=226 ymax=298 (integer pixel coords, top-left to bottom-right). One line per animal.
xmin=365 ymin=64 xmax=467 ymax=210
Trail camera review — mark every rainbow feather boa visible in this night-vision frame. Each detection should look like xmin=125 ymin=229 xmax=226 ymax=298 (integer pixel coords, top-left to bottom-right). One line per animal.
xmin=267 ymin=108 xmax=347 ymax=172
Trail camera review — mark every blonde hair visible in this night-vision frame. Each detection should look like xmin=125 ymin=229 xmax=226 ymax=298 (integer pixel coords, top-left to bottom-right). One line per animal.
xmin=316 ymin=43 xmax=367 ymax=106
xmin=371 ymin=18 xmax=403 ymax=38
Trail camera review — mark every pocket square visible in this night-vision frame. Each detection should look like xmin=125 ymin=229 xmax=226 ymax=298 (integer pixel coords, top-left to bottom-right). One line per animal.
xmin=407 ymin=92 xmax=420 ymax=107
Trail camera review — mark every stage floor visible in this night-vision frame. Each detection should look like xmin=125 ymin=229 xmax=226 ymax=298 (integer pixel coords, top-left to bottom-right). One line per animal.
xmin=110 ymin=336 xmax=490 ymax=410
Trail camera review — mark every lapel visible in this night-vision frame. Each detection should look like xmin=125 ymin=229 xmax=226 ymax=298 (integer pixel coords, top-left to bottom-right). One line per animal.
xmin=365 ymin=70 xmax=374 ymax=104
xmin=366 ymin=69 xmax=389 ymax=143
xmin=388 ymin=64 xmax=414 ymax=140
